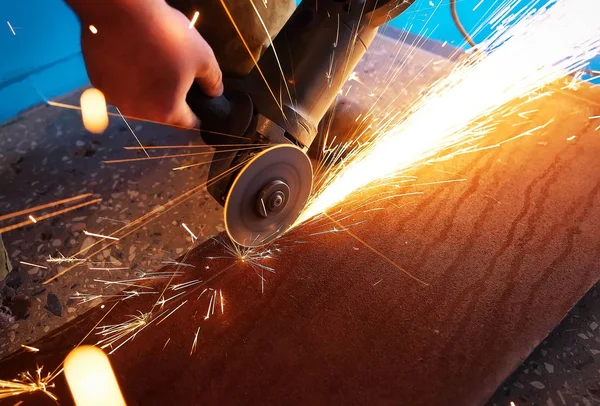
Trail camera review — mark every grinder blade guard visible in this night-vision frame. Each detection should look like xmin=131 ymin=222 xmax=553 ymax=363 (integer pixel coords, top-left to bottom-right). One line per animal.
xmin=180 ymin=0 xmax=415 ymax=246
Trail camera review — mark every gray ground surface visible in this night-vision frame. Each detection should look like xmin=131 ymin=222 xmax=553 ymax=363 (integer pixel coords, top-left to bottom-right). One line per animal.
xmin=488 ymin=282 xmax=600 ymax=406
xmin=0 ymin=91 xmax=225 ymax=357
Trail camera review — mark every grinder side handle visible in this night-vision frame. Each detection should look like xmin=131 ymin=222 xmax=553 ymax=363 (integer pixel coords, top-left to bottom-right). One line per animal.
xmin=186 ymin=82 xmax=254 ymax=145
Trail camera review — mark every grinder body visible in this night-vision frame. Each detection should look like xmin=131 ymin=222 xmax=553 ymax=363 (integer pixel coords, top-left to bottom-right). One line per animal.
xmin=177 ymin=0 xmax=414 ymax=245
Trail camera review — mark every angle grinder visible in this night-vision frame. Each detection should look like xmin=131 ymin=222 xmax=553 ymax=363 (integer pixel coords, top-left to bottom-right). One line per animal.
xmin=179 ymin=0 xmax=414 ymax=247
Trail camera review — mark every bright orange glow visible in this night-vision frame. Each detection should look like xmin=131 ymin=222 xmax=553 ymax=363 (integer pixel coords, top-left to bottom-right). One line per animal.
xmin=295 ymin=0 xmax=600 ymax=227
xmin=64 ymin=346 xmax=126 ymax=406
xmin=80 ymin=88 xmax=109 ymax=134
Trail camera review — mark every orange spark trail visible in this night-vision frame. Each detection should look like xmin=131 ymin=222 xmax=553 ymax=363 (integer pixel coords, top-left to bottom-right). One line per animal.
xmin=0 ymin=199 xmax=102 ymax=234
xmin=0 ymin=193 xmax=93 ymax=222
xmin=295 ymin=0 xmax=600 ymax=227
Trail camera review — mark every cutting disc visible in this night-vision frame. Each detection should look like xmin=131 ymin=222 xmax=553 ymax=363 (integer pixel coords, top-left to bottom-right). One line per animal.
xmin=224 ymin=144 xmax=313 ymax=247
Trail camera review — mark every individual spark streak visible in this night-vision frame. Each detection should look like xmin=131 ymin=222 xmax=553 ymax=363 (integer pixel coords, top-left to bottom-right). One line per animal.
xmin=115 ymin=106 xmax=149 ymax=157
xmin=220 ymin=289 xmax=224 ymax=314
xmin=28 ymin=215 xmax=37 ymax=223
xmin=197 ymin=288 xmax=207 ymax=300
xmin=294 ymin=0 xmax=600 ymax=228
xmin=96 ymin=311 xmax=152 ymax=352
xmin=562 ymin=71 xmax=585 ymax=91
xmin=123 ymin=143 xmax=269 ymax=150
xmin=170 ymin=280 xmax=203 ymax=291
xmin=97 ymin=273 xmax=181 ymax=286
xmin=161 ymin=260 xmax=195 ymax=268
xmin=88 ymin=24 xmax=98 ymax=34
xmin=88 ymin=267 xmax=129 ymax=271
xmin=134 ymin=270 xmax=185 ymax=280
xmin=373 ymin=279 xmax=383 ymax=286
xmin=0 ymin=198 xmax=102 ymax=234
xmin=172 ymin=161 xmax=211 ymax=171
xmin=155 ymin=300 xmax=188 ymax=325
xmin=190 ymin=327 xmax=201 ymax=355
xmin=162 ymin=338 xmax=171 ymax=351
xmin=19 ymin=261 xmax=48 ymax=270
xmin=189 ymin=11 xmax=200 ymax=29
xmin=98 ymin=216 xmax=129 ymax=224
xmin=212 ymin=291 xmax=217 ymax=315
xmin=72 ymin=290 xmax=156 ymax=304
xmin=205 ymin=293 xmax=214 ymax=320
xmin=20 ymin=345 xmax=40 ymax=353
xmin=104 ymin=145 xmax=262 ymax=164
xmin=325 ymin=214 xmax=429 ymax=286
xmin=47 ymin=100 xmax=251 ymax=140
xmin=0 ymin=193 xmax=93 ymax=222
xmin=83 ymin=230 xmax=119 ymax=241
xmin=94 ymin=279 xmax=151 ymax=290
xmin=217 ymin=0 xmax=285 ymax=116
xmin=156 ymin=291 xmax=187 ymax=307
xmin=567 ymin=135 xmax=577 ymax=141
xmin=306 ymin=226 xmax=346 ymax=237
xmin=6 ymin=21 xmax=16 ymax=35
xmin=181 ymin=223 xmax=197 ymax=242
xmin=515 ymin=109 xmax=538 ymax=119
xmin=47 ymin=253 xmax=86 ymax=264
xmin=0 ymin=367 xmax=58 ymax=401
xmin=246 ymin=0 xmax=294 ymax=108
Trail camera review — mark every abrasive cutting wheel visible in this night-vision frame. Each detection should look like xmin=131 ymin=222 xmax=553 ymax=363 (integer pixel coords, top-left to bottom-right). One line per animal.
xmin=224 ymin=145 xmax=313 ymax=247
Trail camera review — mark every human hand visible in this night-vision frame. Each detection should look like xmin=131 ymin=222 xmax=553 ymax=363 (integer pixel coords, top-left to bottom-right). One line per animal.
xmin=77 ymin=0 xmax=223 ymax=128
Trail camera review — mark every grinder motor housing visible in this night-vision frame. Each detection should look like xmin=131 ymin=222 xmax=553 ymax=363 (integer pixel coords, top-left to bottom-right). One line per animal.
xmin=170 ymin=0 xmax=414 ymax=245
xmin=183 ymin=0 xmax=414 ymax=200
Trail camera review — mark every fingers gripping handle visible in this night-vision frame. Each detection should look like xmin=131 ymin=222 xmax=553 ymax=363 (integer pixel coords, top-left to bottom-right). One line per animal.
xmin=185 ymin=81 xmax=254 ymax=145
xmin=186 ymin=81 xmax=232 ymax=132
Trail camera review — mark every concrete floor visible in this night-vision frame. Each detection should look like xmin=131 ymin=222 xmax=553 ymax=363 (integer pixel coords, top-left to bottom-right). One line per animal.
xmin=0 ymin=90 xmax=226 ymax=357
xmin=488 ymin=282 xmax=600 ymax=406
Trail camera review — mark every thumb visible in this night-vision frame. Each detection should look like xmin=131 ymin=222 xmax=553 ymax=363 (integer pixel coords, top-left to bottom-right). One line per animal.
xmin=195 ymin=38 xmax=224 ymax=97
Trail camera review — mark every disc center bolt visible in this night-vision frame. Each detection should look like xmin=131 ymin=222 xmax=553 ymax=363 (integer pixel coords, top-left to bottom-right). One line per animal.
xmin=257 ymin=180 xmax=290 ymax=218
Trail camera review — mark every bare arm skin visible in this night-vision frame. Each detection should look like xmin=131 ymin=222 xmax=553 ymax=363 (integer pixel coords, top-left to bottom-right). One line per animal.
xmin=65 ymin=0 xmax=223 ymax=127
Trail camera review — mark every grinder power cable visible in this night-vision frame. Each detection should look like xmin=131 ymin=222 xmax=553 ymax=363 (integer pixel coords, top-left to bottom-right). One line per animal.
xmin=178 ymin=0 xmax=414 ymax=247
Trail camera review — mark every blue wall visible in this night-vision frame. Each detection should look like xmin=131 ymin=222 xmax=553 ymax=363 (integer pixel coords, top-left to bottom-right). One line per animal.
xmin=0 ymin=0 xmax=598 ymax=123
xmin=0 ymin=0 xmax=88 ymax=122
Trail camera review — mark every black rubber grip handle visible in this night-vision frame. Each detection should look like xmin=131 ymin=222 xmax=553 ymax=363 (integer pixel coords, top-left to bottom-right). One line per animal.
xmin=185 ymin=82 xmax=232 ymax=132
